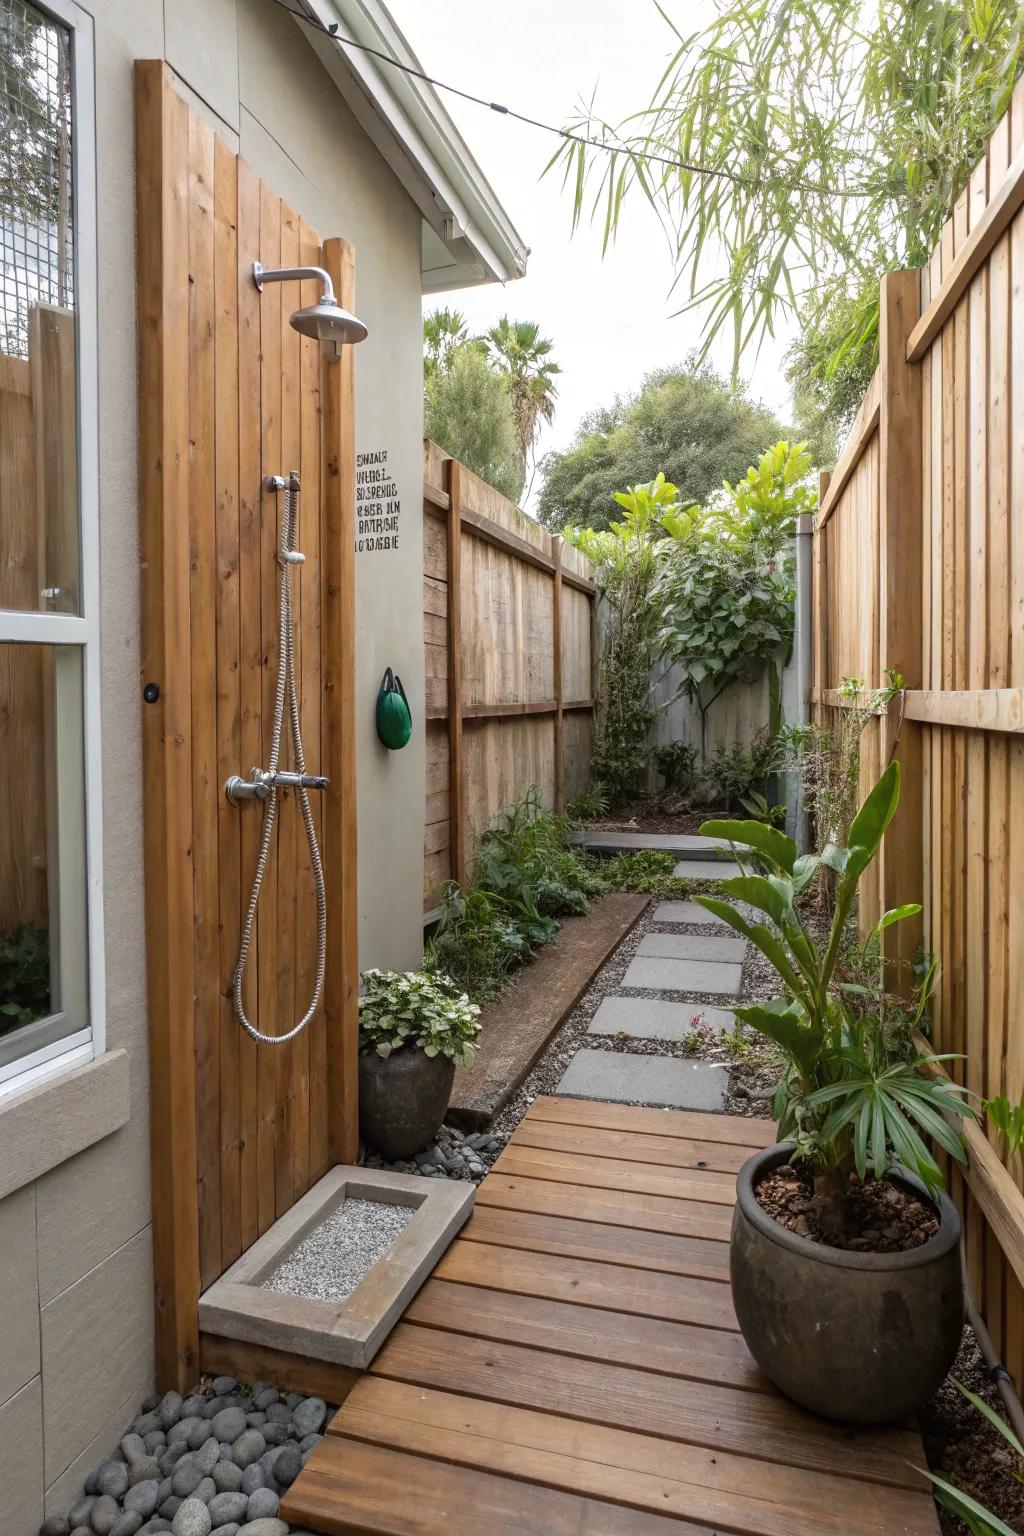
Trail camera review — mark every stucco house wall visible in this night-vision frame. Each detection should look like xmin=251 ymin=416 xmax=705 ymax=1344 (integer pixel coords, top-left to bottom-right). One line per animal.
xmin=0 ymin=1 xmax=441 ymax=1527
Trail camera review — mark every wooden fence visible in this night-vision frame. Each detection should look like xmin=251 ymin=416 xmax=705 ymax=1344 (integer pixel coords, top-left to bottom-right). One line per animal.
xmin=813 ymin=73 xmax=1024 ymax=1386
xmin=422 ymin=442 xmax=597 ymax=910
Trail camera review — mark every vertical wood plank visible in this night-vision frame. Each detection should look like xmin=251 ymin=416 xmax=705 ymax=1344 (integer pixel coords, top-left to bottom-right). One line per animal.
xmin=187 ymin=108 xmax=222 ymax=1292
xmin=134 ymin=59 xmax=199 ymax=1391
xmin=236 ymin=156 xmax=262 ymax=1253
xmin=322 ymin=237 xmax=360 ymax=1167
xmin=213 ymin=136 xmax=242 ymax=1272
xmin=551 ymin=534 xmax=564 ymax=814
xmin=447 ymin=458 xmax=466 ymax=886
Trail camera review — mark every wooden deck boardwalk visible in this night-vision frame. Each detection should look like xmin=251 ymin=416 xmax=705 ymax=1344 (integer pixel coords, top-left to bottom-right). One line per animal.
xmin=283 ymin=1097 xmax=941 ymax=1536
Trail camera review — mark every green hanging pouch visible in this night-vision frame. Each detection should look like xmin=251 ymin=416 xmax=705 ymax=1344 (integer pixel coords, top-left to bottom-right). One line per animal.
xmin=376 ymin=667 xmax=412 ymax=750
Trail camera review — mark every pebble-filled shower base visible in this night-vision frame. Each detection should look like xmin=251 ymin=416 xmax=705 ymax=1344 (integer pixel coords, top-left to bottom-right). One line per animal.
xmin=262 ymin=1196 xmax=416 ymax=1306
xmin=37 ymin=1378 xmax=328 ymax=1536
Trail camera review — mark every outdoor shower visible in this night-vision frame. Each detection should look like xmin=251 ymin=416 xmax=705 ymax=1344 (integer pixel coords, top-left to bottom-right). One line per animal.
xmin=226 ymin=265 xmax=367 ymax=1046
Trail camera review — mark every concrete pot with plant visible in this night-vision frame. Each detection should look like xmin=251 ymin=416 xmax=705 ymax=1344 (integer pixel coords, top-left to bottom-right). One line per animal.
xmin=697 ymin=761 xmax=974 ymax=1424
xmin=358 ymin=969 xmax=481 ymax=1161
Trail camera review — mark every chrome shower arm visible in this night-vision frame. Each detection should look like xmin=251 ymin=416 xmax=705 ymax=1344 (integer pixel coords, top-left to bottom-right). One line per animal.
xmin=252 ymin=261 xmax=336 ymax=303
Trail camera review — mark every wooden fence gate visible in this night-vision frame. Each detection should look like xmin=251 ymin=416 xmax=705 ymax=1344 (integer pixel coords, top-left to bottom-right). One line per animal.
xmin=813 ymin=74 xmax=1024 ymax=1387
xmin=135 ymin=62 xmax=358 ymax=1391
xmin=422 ymin=442 xmax=597 ymax=908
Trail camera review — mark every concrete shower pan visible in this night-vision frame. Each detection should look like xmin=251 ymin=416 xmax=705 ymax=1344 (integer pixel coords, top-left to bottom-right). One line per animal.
xmin=198 ymin=1166 xmax=474 ymax=1369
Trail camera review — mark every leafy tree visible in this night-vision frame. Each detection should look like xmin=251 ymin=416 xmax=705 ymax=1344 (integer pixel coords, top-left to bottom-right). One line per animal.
xmin=552 ymin=0 xmax=1024 ymax=437
xmin=537 ymin=358 xmax=786 ymax=530
xmin=656 ymin=442 xmax=814 ymax=753
xmin=423 ymin=343 xmax=521 ymax=502
xmin=482 ymin=317 xmax=560 ymax=494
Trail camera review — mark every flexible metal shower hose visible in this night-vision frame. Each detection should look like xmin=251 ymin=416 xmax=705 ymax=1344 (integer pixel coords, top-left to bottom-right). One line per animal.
xmin=232 ymin=478 xmax=328 ymax=1045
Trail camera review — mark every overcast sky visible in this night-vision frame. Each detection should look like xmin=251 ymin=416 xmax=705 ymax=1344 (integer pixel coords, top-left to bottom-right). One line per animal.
xmin=386 ymin=0 xmax=795 ymax=499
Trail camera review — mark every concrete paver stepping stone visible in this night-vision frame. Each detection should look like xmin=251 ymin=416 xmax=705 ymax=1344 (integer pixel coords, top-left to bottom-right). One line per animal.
xmin=637 ymin=932 xmax=747 ymax=963
xmin=652 ymin=900 xmax=728 ymax=925
xmin=588 ymin=995 xmax=736 ymax=1041
xmin=569 ymin=830 xmax=732 ymax=856
xmin=675 ymin=859 xmax=743 ymax=880
xmin=556 ymin=1049 xmax=729 ymax=1110
xmin=620 ymin=955 xmax=744 ymax=995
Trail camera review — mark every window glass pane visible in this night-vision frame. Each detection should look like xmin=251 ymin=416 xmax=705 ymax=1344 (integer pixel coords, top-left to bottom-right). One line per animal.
xmin=0 ymin=642 xmax=87 ymax=1069
xmin=0 ymin=0 xmax=80 ymax=615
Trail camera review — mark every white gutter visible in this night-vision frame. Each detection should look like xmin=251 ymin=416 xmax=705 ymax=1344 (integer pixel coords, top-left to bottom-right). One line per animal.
xmin=294 ymin=0 xmax=529 ymax=287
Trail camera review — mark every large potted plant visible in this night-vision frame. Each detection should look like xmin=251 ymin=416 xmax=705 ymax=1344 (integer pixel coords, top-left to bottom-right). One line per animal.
xmin=697 ymin=761 xmax=974 ymax=1423
xmin=358 ymin=969 xmax=481 ymax=1161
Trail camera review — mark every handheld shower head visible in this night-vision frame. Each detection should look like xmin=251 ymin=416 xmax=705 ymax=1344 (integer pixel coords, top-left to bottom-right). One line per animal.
xmin=252 ymin=261 xmax=368 ymax=347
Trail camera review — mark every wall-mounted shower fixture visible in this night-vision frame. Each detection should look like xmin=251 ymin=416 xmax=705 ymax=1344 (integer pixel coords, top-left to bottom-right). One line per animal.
xmin=251 ymin=262 xmax=368 ymax=349
xmin=227 ymin=471 xmax=328 ymax=1046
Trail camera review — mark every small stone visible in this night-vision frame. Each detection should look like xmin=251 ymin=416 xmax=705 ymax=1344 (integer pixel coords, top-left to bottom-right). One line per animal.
xmin=157 ymin=1502 xmax=180 ymax=1522
xmin=157 ymin=1481 xmax=172 ymax=1505
xmin=193 ymin=1478 xmax=216 ymax=1504
xmin=171 ymin=1456 xmax=204 ymax=1499
xmin=143 ymin=1433 xmax=167 ymax=1456
xmin=121 ymin=1435 xmax=147 ymax=1464
xmin=123 ymin=1481 xmax=160 ymax=1519
xmin=70 ymin=1529 xmax=93 ymax=1536
xmin=169 ymin=1418 xmax=203 ymax=1447
xmin=209 ymin=1528 xmax=240 ymax=1536
xmin=210 ymin=1408 xmax=246 ymax=1444
xmin=244 ymin=1414 xmax=266 ymax=1429
xmin=251 ymin=1389 xmax=279 ymax=1411
xmin=134 ymin=1412 xmax=163 ymax=1438
xmin=39 ymin=1518 xmax=70 ymax=1536
xmin=211 ymin=1378 xmax=237 ymax=1397
xmin=211 ymin=1463 xmax=242 ymax=1494
xmin=195 ymin=1439 xmax=220 ymax=1475
xmin=90 ymin=1495 xmax=121 ymax=1534
xmin=239 ymin=1465 xmax=264 ymax=1495
xmin=244 ymin=1490 xmax=278 ymax=1521
xmin=271 ymin=1445 xmax=301 ymax=1486
xmin=260 ymin=1424 xmax=286 ymax=1448
xmin=110 ymin=1515 xmax=144 ymax=1536
xmin=297 ymin=1433 xmax=322 ymax=1455
xmin=263 ymin=1404 xmax=290 ymax=1426
xmin=96 ymin=1462 xmax=130 ymax=1500
xmin=291 ymin=1397 xmax=325 ymax=1436
xmin=236 ymin=1520 xmax=288 ymax=1536
xmin=188 ymin=1421 xmax=213 ymax=1451
xmin=142 ymin=1395 xmax=162 ymax=1414
xmin=232 ymin=1429 xmax=265 ymax=1470
xmin=171 ymin=1499 xmax=211 ymax=1536
xmin=69 ymin=1499 xmax=96 ymax=1529
xmin=138 ymin=1524 xmax=172 ymax=1536
xmin=130 ymin=1457 xmax=162 ymax=1486
xmin=207 ymin=1493 xmax=247 ymax=1528
xmin=159 ymin=1393 xmax=184 ymax=1430
xmin=181 ymin=1398 xmax=206 ymax=1419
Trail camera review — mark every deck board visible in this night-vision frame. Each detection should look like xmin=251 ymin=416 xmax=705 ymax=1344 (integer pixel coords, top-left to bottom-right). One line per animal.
xmin=283 ymin=1099 xmax=941 ymax=1536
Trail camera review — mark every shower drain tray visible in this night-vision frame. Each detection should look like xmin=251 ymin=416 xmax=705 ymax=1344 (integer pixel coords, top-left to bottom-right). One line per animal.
xmin=198 ymin=1166 xmax=475 ymax=1369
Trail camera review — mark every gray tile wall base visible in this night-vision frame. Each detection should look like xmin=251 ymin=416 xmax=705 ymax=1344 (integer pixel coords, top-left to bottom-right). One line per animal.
xmin=198 ymin=1167 xmax=474 ymax=1371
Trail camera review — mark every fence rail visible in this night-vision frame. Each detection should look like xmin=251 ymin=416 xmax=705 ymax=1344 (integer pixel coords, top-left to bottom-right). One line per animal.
xmin=422 ymin=442 xmax=596 ymax=910
xmin=813 ymin=72 xmax=1024 ymax=1388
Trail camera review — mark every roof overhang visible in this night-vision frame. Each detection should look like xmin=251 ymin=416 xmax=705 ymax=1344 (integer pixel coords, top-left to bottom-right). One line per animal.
xmin=292 ymin=0 xmax=529 ymax=292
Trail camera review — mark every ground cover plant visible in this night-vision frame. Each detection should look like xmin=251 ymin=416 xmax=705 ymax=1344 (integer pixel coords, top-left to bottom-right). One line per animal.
xmin=358 ymin=968 xmax=481 ymax=1067
xmin=697 ymin=762 xmax=975 ymax=1241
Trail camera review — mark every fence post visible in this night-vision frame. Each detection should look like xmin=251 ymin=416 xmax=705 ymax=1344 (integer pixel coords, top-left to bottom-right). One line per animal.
xmin=551 ymin=534 xmax=564 ymax=813
xmin=812 ymin=471 xmax=830 ymax=726
xmin=878 ymin=269 xmax=924 ymax=972
xmin=446 ymin=458 xmax=466 ymax=886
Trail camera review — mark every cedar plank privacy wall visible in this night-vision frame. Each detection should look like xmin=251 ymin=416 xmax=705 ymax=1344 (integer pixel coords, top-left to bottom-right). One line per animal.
xmin=422 ymin=442 xmax=597 ymax=909
xmin=0 ymin=312 xmax=76 ymax=934
xmin=135 ymin=62 xmax=358 ymax=1390
xmin=813 ymin=72 xmax=1024 ymax=1387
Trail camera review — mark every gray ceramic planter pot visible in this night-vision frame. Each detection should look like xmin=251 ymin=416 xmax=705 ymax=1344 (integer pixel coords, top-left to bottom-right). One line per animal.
xmin=731 ymin=1143 xmax=964 ymax=1423
xmin=358 ymin=1048 xmax=456 ymax=1162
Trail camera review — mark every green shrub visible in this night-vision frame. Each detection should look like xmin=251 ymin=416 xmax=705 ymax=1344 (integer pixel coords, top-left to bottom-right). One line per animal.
xmin=359 ymin=969 xmax=481 ymax=1067
xmin=655 ymin=741 xmax=699 ymax=795
xmin=698 ymin=734 xmax=783 ymax=809
xmin=0 ymin=923 xmax=50 ymax=1035
xmin=566 ymin=783 xmax=609 ymax=821
xmin=598 ymin=849 xmax=691 ymax=898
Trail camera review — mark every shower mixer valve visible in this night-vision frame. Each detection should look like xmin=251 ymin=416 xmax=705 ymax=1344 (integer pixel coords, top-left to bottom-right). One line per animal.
xmin=225 ymin=767 xmax=329 ymax=805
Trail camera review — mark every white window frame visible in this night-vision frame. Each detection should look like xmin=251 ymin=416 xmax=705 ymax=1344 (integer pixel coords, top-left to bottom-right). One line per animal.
xmin=0 ymin=0 xmax=104 ymax=1101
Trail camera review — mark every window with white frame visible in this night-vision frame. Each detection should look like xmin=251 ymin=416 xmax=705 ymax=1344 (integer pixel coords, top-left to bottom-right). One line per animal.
xmin=0 ymin=0 xmax=102 ymax=1098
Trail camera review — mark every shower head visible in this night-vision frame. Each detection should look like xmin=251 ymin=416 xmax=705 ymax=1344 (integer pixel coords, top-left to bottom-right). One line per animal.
xmin=251 ymin=261 xmax=368 ymax=347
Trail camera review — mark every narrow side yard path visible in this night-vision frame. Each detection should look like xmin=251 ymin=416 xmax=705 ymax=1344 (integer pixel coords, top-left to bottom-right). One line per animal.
xmin=285 ymin=1098 xmax=940 ymax=1536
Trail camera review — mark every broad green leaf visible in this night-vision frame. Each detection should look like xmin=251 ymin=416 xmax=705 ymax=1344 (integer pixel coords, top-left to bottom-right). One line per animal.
xmin=848 ymin=759 xmax=901 ymax=858
xmin=698 ymin=818 xmax=796 ymax=872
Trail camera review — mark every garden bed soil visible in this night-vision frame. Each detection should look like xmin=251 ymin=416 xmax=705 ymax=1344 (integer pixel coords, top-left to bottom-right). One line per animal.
xmin=754 ymin=1161 xmax=939 ymax=1252
xmin=589 ymin=801 xmax=732 ymax=836
xmin=923 ymin=1325 xmax=1024 ymax=1535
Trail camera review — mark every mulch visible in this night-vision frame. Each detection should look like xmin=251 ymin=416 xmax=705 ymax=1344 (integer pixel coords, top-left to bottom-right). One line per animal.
xmin=922 ymin=1325 xmax=1024 ymax=1534
xmin=755 ymin=1161 xmax=939 ymax=1252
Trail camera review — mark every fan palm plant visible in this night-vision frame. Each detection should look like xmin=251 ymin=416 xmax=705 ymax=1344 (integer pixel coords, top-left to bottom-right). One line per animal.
xmin=482 ymin=317 xmax=560 ymax=491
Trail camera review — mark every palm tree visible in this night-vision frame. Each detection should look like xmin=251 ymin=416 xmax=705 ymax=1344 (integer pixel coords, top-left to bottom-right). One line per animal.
xmin=423 ymin=307 xmax=470 ymax=380
xmin=482 ymin=318 xmax=560 ymax=493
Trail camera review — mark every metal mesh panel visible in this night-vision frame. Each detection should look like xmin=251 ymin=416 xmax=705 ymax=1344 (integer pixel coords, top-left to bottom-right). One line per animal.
xmin=0 ymin=0 xmax=74 ymax=358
